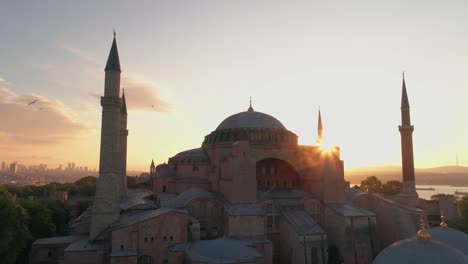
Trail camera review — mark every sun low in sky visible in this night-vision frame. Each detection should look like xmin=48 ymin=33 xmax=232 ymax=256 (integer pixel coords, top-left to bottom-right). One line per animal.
xmin=1 ymin=1 xmax=468 ymax=171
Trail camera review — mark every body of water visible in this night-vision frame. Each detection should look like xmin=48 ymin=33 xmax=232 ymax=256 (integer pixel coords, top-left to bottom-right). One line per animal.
xmin=416 ymin=185 xmax=468 ymax=200
xmin=349 ymin=184 xmax=468 ymax=200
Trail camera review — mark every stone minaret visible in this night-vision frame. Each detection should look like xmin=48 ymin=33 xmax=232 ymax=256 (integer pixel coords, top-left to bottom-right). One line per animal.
xmin=150 ymin=159 xmax=156 ymax=192
xmin=317 ymin=109 xmax=323 ymax=145
xmin=120 ymin=90 xmax=128 ymax=198
xmin=398 ymin=74 xmax=418 ymax=202
xmin=90 ymin=34 xmax=124 ymax=240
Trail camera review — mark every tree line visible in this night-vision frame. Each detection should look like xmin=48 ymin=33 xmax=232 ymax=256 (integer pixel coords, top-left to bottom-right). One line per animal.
xmin=0 ymin=176 xmax=98 ymax=264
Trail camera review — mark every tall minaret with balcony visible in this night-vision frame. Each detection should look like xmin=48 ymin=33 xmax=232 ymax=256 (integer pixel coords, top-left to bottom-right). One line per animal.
xmin=398 ymin=74 xmax=418 ymax=204
xmin=90 ymin=33 xmax=125 ymax=240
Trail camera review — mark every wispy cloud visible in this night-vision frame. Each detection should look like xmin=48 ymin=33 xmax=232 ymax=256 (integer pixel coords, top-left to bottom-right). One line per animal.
xmin=122 ymin=75 xmax=170 ymax=112
xmin=62 ymin=45 xmax=172 ymax=113
xmin=0 ymin=77 xmax=9 ymax=85
xmin=0 ymin=86 xmax=89 ymax=145
xmin=87 ymin=74 xmax=171 ymax=113
xmin=61 ymin=46 xmax=98 ymax=63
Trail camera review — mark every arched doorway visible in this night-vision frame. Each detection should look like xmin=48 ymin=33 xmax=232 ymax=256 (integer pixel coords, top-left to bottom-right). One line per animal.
xmin=256 ymin=158 xmax=300 ymax=190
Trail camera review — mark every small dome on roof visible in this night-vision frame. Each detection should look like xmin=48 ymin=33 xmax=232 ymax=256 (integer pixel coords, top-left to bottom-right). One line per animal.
xmin=216 ymin=111 xmax=286 ymax=130
xmin=428 ymin=226 xmax=468 ymax=256
xmin=373 ymin=237 xmax=468 ymax=264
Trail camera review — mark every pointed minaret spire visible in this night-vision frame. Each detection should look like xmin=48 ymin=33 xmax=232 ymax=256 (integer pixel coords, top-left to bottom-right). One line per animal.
xmin=121 ymin=89 xmax=127 ymax=115
xmin=151 ymin=159 xmax=155 ymax=168
xmin=247 ymin=97 xmax=254 ymax=112
xmin=316 ymin=108 xmax=323 ymax=145
xmin=105 ymin=32 xmax=121 ymax=72
xmin=398 ymin=72 xmax=418 ymax=204
xmin=401 ymin=72 xmax=410 ymax=110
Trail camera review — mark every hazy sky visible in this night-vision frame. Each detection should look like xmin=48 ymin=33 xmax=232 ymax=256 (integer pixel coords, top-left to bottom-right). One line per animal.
xmin=1 ymin=1 xmax=468 ymax=171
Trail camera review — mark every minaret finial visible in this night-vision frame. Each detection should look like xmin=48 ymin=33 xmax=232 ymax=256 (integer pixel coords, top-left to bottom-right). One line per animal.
xmin=247 ymin=97 xmax=254 ymax=112
xmin=113 ymin=28 xmax=116 ymax=38
xmin=417 ymin=216 xmax=431 ymax=240
xmin=440 ymin=212 xmax=448 ymax=228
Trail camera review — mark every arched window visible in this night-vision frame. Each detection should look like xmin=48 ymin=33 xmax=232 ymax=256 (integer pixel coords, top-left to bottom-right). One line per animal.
xmin=137 ymin=255 xmax=154 ymax=264
xmin=200 ymin=201 xmax=206 ymax=217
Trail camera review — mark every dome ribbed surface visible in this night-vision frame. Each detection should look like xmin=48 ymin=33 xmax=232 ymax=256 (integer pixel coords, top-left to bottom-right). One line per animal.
xmin=216 ymin=111 xmax=286 ymax=130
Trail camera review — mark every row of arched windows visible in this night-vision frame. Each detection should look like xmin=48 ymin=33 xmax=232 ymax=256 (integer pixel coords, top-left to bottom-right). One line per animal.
xmin=203 ymin=129 xmax=297 ymax=145
xmin=257 ymin=179 xmax=299 ymax=189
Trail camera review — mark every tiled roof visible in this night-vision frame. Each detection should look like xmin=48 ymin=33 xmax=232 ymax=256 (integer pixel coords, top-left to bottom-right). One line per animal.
xmin=112 ymin=208 xmax=187 ymax=229
xmin=226 ymin=203 xmax=264 ymax=216
xmin=326 ymin=203 xmax=375 ymax=217
xmin=282 ymin=208 xmax=325 ymax=236
xmin=32 ymin=235 xmax=85 ymax=246
xmin=161 ymin=188 xmax=217 ymax=208
xmin=185 ymin=238 xmax=263 ymax=263
xmin=64 ymin=238 xmax=103 ymax=252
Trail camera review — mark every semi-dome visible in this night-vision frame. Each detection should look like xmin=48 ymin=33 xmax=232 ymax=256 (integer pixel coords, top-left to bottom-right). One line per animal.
xmin=216 ymin=111 xmax=286 ymax=130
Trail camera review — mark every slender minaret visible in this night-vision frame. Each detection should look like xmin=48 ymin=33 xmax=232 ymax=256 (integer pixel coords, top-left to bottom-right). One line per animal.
xmin=398 ymin=73 xmax=418 ymax=199
xmin=120 ymin=89 xmax=128 ymax=198
xmin=150 ymin=159 xmax=156 ymax=191
xmin=150 ymin=159 xmax=156 ymax=176
xmin=316 ymin=109 xmax=323 ymax=145
xmin=90 ymin=33 xmax=124 ymax=240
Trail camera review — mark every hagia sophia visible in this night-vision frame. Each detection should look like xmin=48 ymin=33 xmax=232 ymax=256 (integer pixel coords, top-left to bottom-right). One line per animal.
xmin=30 ymin=35 xmax=468 ymax=264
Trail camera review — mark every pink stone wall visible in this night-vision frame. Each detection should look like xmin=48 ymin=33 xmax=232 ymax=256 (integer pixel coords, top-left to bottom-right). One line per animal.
xmin=255 ymin=242 xmax=273 ymax=264
xmin=64 ymin=250 xmax=104 ymax=264
xmin=174 ymin=182 xmax=210 ymax=194
xmin=111 ymin=211 xmax=189 ymax=264
xmin=227 ymin=215 xmax=265 ymax=237
xmin=185 ymin=198 xmax=223 ymax=238
xmin=110 ymin=255 xmax=137 ymax=264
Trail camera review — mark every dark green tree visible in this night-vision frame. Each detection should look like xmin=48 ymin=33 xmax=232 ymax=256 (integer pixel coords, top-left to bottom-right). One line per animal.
xmin=360 ymin=176 xmax=383 ymax=193
xmin=382 ymin=180 xmax=403 ymax=196
xmin=18 ymin=199 xmax=56 ymax=240
xmin=46 ymin=201 xmax=70 ymax=235
xmin=459 ymin=195 xmax=468 ymax=229
xmin=0 ymin=188 xmax=30 ymax=264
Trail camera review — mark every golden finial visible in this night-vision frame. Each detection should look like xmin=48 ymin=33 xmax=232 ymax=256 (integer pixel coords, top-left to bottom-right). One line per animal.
xmin=247 ymin=97 xmax=254 ymax=112
xmin=417 ymin=217 xmax=431 ymax=240
xmin=440 ymin=214 xmax=448 ymax=228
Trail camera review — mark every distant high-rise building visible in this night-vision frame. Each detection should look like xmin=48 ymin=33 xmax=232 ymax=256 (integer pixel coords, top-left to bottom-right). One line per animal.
xmin=9 ymin=162 xmax=17 ymax=174
xmin=1 ymin=162 xmax=5 ymax=171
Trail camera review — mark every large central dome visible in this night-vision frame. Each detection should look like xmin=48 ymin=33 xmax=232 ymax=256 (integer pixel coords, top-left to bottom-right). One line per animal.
xmin=202 ymin=107 xmax=297 ymax=147
xmin=216 ymin=111 xmax=286 ymax=130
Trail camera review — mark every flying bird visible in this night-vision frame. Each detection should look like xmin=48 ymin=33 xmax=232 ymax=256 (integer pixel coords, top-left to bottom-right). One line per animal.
xmin=28 ymin=99 xmax=39 ymax=105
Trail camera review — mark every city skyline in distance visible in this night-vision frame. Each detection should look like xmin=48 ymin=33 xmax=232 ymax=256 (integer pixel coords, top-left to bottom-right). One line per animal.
xmin=1 ymin=1 xmax=468 ymax=171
